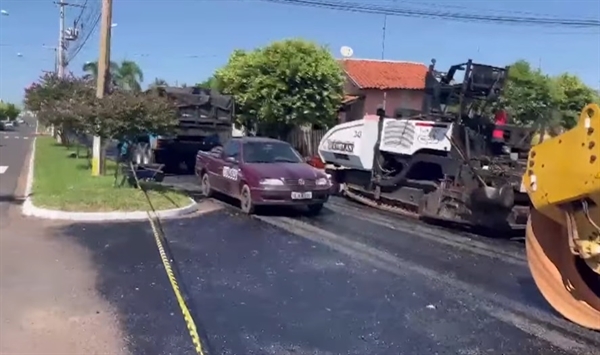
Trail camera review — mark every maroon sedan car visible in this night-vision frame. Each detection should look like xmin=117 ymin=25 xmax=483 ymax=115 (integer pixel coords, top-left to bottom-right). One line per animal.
xmin=195 ymin=137 xmax=331 ymax=215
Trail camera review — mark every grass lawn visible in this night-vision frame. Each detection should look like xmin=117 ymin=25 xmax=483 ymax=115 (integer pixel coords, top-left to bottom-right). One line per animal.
xmin=32 ymin=137 xmax=192 ymax=212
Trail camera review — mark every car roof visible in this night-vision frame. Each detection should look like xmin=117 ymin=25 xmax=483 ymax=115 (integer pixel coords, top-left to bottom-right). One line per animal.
xmin=232 ymin=136 xmax=288 ymax=144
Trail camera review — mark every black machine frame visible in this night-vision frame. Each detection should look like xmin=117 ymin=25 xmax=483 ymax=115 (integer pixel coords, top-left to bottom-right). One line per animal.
xmin=339 ymin=59 xmax=532 ymax=231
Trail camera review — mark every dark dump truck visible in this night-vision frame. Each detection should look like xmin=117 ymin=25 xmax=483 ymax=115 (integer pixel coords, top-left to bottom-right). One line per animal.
xmin=130 ymin=86 xmax=235 ymax=174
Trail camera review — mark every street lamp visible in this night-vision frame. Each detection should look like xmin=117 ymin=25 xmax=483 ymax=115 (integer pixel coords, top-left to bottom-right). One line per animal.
xmin=42 ymin=44 xmax=58 ymax=73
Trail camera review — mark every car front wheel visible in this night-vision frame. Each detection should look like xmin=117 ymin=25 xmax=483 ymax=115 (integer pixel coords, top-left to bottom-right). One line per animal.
xmin=306 ymin=203 xmax=324 ymax=216
xmin=201 ymin=173 xmax=214 ymax=198
xmin=240 ymin=184 xmax=255 ymax=214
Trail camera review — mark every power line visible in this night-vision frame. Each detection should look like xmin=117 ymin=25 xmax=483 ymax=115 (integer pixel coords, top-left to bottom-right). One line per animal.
xmin=73 ymin=0 xmax=89 ymax=24
xmin=66 ymin=0 xmax=101 ymax=63
xmin=388 ymin=0 xmax=567 ymax=19
xmin=66 ymin=11 xmax=100 ymax=64
xmin=258 ymin=0 xmax=600 ymax=28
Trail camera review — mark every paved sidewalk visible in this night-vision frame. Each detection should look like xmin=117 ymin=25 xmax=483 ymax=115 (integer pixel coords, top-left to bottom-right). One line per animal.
xmin=0 ymin=208 xmax=128 ymax=354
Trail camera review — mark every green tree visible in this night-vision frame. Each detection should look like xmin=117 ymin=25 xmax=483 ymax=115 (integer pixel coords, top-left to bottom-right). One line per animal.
xmin=552 ymin=74 xmax=599 ymax=128
xmin=196 ymin=76 xmax=219 ymax=90
xmin=24 ymin=73 xmax=94 ymax=144
xmin=501 ymin=60 xmax=561 ymax=129
xmin=0 ymin=102 xmax=21 ymax=121
xmin=24 ymin=72 xmax=177 ymax=163
xmin=82 ymin=60 xmax=144 ymax=92
xmin=75 ymin=88 xmax=177 ymax=142
xmin=215 ymin=39 xmax=344 ymax=137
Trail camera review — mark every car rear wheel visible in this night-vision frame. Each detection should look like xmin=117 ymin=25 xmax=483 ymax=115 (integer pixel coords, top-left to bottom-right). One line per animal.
xmin=240 ymin=184 xmax=255 ymax=214
xmin=306 ymin=203 xmax=324 ymax=216
xmin=201 ymin=173 xmax=214 ymax=198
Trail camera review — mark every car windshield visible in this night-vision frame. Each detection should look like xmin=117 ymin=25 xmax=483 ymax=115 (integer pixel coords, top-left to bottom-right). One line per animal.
xmin=243 ymin=141 xmax=302 ymax=164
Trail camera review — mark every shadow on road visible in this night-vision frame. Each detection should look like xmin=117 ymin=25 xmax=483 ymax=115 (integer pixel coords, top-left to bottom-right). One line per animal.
xmin=54 ymin=220 xmax=203 ymax=355
xmin=0 ymin=194 xmax=26 ymax=205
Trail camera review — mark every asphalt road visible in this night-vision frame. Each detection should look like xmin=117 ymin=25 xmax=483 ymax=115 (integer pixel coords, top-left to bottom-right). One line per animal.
xmin=0 ymin=122 xmax=35 ymax=215
xmin=54 ymin=191 xmax=600 ymax=355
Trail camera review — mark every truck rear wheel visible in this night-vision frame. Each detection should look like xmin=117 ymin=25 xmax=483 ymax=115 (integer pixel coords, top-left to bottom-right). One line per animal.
xmin=133 ymin=143 xmax=153 ymax=165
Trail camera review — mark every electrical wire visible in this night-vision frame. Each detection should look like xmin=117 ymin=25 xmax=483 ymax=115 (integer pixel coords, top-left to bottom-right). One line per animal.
xmin=257 ymin=0 xmax=600 ymax=28
xmin=66 ymin=0 xmax=101 ymax=64
xmin=72 ymin=0 xmax=90 ymax=29
xmin=66 ymin=11 xmax=100 ymax=64
xmin=66 ymin=5 xmax=100 ymax=59
xmin=386 ymin=0 xmax=568 ymax=19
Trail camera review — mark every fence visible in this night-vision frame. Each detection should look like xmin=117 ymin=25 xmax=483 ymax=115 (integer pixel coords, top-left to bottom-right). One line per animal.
xmin=286 ymin=127 xmax=327 ymax=158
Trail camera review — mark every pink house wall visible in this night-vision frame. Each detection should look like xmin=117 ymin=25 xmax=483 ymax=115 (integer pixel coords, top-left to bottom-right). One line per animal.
xmin=363 ymin=89 xmax=424 ymax=116
xmin=341 ymin=89 xmax=425 ymax=122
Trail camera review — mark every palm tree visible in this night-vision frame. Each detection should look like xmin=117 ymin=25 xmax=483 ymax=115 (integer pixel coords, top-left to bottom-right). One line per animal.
xmin=81 ymin=60 xmax=144 ymax=92
xmin=117 ymin=60 xmax=144 ymax=91
xmin=82 ymin=61 xmax=119 ymax=80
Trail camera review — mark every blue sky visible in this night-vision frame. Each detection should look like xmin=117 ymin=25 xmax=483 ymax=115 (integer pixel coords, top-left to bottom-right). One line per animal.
xmin=0 ymin=0 xmax=599 ymax=104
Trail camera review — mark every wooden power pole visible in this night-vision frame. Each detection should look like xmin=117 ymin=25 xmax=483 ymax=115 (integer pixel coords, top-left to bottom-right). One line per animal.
xmin=92 ymin=0 xmax=113 ymax=176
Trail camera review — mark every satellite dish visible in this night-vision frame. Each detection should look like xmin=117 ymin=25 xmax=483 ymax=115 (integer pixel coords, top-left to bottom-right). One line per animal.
xmin=340 ymin=46 xmax=354 ymax=58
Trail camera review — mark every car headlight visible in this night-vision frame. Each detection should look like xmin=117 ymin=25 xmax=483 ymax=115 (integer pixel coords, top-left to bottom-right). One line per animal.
xmin=316 ymin=177 xmax=329 ymax=186
xmin=260 ymin=178 xmax=284 ymax=186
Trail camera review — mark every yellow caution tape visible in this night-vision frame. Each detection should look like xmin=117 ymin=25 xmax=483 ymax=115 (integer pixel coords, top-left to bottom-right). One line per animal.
xmin=147 ymin=213 xmax=205 ymax=355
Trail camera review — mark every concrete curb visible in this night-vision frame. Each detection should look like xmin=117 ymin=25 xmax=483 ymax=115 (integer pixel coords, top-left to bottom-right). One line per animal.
xmin=21 ymin=137 xmax=198 ymax=222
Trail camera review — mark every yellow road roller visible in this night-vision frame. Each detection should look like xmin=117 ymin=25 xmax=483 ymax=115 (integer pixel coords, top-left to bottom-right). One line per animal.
xmin=523 ymin=103 xmax=600 ymax=330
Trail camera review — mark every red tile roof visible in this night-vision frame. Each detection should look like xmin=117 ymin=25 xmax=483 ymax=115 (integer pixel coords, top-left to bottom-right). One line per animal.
xmin=340 ymin=59 xmax=427 ymax=90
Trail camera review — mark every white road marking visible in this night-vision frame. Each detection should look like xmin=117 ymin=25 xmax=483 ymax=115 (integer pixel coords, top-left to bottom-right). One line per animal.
xmin=0 ymin=135 xmax=30 ymax=139
xmin=0 ymin=166 xmax=7 ymax=174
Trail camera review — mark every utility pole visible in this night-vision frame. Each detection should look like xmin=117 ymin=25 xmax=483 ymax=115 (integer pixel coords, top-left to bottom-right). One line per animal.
xmin=54 ymin=1 xmax=83 ymax=141
xmin=381 ymin=15 xmax=387 ymax=112
xmin=55 ymin=1 xmax=85 ymax=77
xmin=92 ymin=0 xmax=113 ymax=176
xmin=57 ymin=1 xmax=66 ymax=77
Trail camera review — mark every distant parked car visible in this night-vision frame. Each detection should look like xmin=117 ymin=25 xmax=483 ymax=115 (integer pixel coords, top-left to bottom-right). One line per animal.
xmin=195 ymin=136 xmax=332 ymax=215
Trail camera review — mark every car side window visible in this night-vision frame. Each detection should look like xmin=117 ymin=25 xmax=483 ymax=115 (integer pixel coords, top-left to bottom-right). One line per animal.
xmin=222 ymin=141 xmax=240 ymax=161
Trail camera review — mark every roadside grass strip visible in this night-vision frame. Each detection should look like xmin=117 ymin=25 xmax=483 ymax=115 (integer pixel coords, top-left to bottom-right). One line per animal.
xmin=32 ymin=137 xmax=191 ymax=212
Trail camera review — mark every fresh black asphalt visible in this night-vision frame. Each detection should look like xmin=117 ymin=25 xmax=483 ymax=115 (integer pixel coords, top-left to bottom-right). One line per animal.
xmin=55 ymin=197 xmax=600 ymax=355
